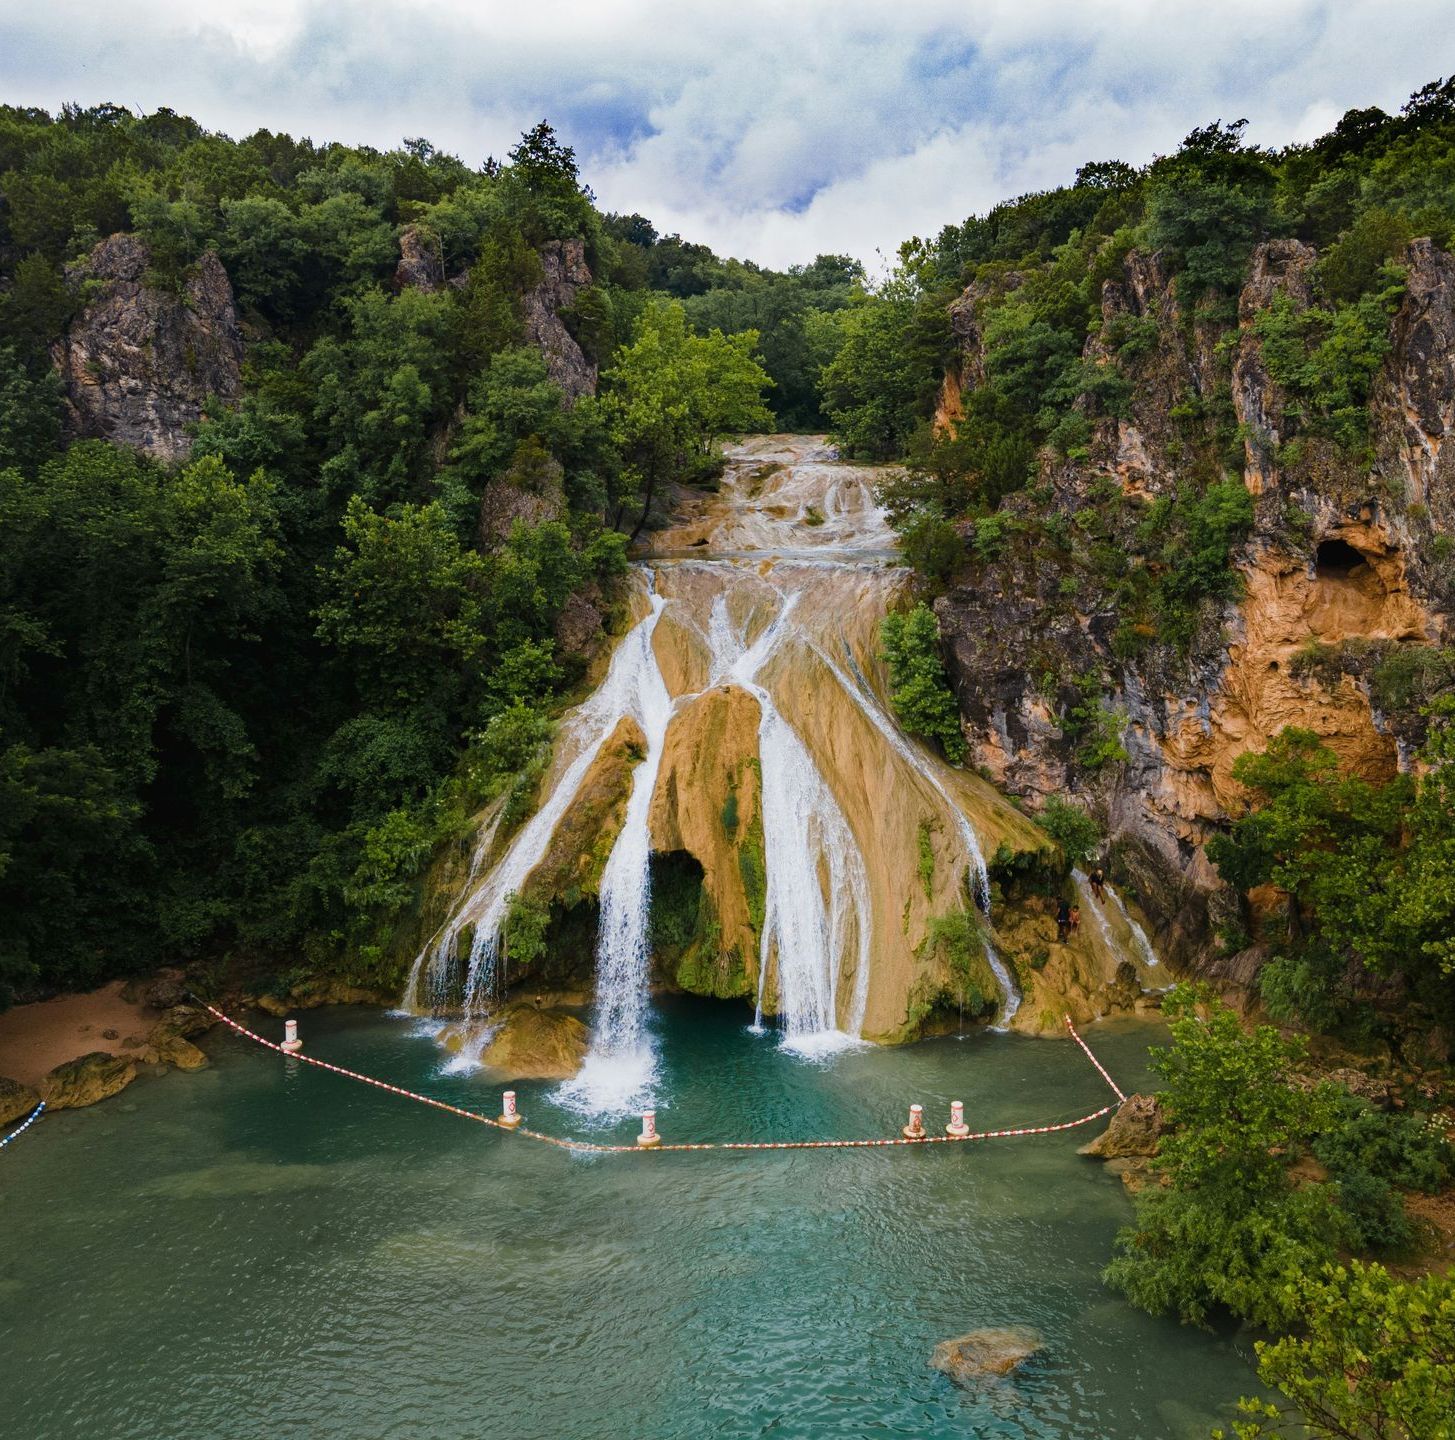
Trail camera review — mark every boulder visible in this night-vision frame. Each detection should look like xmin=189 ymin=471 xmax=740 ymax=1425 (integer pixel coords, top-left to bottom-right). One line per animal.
xmin=1079 ymin=1093 xmax=1164 ymax=1159
xmin=930 ymin=1327 xmax=1043 ymax=1387
xmin=41 ymin=1052 xmax=137 ymax=1110
xmin=0 ymin=1075 xmax=41 ymax=1127
xmin=155 ymin=1035 xmax=209 ymax=1071
xmin=149 ymin=1005 xmax=215 ymax=1043
xmin=480 ymin=1003 xmax=590 ymax=1080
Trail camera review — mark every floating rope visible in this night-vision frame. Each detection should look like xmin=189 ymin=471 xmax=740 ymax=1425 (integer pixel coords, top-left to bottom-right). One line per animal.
xmin=200 ymin=1002 xmax=1126 ymax=1155
xmin=1064 ymin=1013 xmax=1127 ymax=1102
xmin=0 ymin=1100 xmax=45 ymax=1151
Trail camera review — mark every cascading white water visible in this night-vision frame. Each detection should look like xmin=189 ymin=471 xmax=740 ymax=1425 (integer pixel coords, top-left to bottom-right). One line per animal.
xmin=707 ymin=593 xmax=872 ymax=1051
xmin=401 ymin=590 xmax=669 ymax=1043
xmin=1073 ymin=867 xmax=1123 ymax=965
xmin=1107 ymin=885 xmax=1160 ymax=966
xmin=807 ymin=636 xmax=1021 ymax=1025
xmin=556 ymin=593 xmax=674 ymax=1115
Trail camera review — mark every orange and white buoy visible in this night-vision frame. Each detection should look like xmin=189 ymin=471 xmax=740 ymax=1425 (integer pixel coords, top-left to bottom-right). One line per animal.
xmin=281 ymin=1019 xmax=303 ymax=1053
xmin=946 ymin=1100 xmax=970 ymax=1137
xmin=498 ymin=1090 xmax=523 ymax=1129
xmin=902 ymin=1103 xmax=926 ymax=1139
xmin=637 ymin=1111 xmax=662 ymax=1148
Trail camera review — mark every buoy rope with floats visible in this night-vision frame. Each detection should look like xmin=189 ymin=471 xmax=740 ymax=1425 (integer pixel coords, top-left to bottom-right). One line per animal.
xmin=197 ymin=1001 xmax=1127 ymax=1155
xmin=0 ymin=1100 xmax=45 ymax=1152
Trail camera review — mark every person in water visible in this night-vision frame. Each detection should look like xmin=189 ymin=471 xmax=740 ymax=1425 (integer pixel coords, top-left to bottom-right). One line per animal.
xmin=1089 ymin=866 xmax=1106 ymax=901
xmin=1056 ymin=897 xmax=1072 ymax=943
xmin=1069 ymin=903 xmax=1081 ymax=933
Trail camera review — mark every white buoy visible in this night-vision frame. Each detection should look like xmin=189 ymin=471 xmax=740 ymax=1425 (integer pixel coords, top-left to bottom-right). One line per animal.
xmin=281 ymin=1019 xmax=303 ymax=1053
xmin=902 ymin=1103 xmax=926 ymax=1139
xmin=946 ymin=1100 xmax=970 ymax=1137
xmin=637 ymin=1110 xmax=662 ymax=1148
xmin=498 ymin=1090 xmax=523 ymax=1129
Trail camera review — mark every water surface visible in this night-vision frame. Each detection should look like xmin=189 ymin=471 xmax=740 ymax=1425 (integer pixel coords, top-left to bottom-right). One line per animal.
xmin=0 ymin=1002 xmax=1257 ymax=1438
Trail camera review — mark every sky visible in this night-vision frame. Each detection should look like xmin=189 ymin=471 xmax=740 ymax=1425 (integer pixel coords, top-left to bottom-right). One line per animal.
xmin=1 ymin=0 xmax=1449 ymax=271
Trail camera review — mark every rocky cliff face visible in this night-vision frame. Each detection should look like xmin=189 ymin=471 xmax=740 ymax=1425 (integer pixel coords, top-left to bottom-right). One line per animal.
xmin=935 ymin=239 xmax=1455 ymax=975
xmin=51 ymin=234 xmax=244 ymax=464
xmin=520 ymin=238 xmax=597 ymax=403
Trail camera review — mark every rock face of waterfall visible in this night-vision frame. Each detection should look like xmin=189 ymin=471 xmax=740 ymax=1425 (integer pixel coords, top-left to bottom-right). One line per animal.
xmin=405 ymin=436 xmax=1099 ymax=1102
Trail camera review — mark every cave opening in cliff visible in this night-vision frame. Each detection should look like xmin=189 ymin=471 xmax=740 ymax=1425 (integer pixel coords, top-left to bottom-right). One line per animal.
xmin=1314 ymin=537 xmax=1367 ymax=579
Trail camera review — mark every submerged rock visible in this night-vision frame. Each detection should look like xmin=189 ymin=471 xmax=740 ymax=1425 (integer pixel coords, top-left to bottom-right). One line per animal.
xmin=1079 ymin=1093 xmax=1164 ymax=1159
xmin=1 ymin=1075 xmax=41 ymax=1126
xmin=930 ymin=1326 xmax=1043 ymax=1387
xmin=480 ymin=1002 xmax=589 ymax=1080
xmin=41 ymin=1052 xmax=137 ymax=1109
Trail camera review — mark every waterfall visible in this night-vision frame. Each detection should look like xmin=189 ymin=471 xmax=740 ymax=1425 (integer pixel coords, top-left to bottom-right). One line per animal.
xmin=401 ymin=590 xmax=668 ymax=1047
xmin=556 ymin=592 xmax=674 ymax=1115
xmin=1107 ymin=885 xmax=1160 ymax=966
xmin=709 ymin=593 xmax=872 ymax=1050
xmin=1072 ymin=868 xmax=1122 ymax=966
xmin=809 ymin=636 xmax=1021 ymax=1025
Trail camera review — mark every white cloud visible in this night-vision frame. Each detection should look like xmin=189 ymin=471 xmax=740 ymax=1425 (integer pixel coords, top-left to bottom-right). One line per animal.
xmin=0 ymin=0 xmax=1447 ymax=268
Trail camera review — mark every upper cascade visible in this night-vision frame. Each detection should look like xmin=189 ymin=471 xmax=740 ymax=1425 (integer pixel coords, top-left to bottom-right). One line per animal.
xmin=406 ymin=436 xmax=1148 ymax=1113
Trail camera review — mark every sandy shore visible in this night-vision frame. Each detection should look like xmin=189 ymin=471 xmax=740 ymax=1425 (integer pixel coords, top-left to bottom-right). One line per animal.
xmin=0 ymin=981 xmax=160 ymax=1087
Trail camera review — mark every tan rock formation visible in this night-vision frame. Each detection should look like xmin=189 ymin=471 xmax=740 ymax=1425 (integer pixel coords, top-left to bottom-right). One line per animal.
xmin=930 ymin=1327 xmax=1043 ymax=1386
xmin=480 ymin=1002 xmax=590 ymax=1079
xmin=648 ymin=685 xmax=764 ymax=996
xmin=41 ymin=1051 xmax=137 ymax=1110
xmin=521 ymin=714 xmax=645 ymax=911
xmin=0 ymin=1076 xmax=41 ymax=1126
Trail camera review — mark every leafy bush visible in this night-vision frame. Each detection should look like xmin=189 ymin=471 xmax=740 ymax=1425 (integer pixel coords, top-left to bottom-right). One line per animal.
xmin=1037 ymin=797 xmax=1101 ymax=868
xmin=879 ymin=603 xmax=967 ymax=763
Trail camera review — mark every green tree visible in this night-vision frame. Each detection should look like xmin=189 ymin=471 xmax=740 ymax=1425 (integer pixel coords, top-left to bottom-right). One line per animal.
xmin=879 ymin=603 xmax=966 ymax=763
xmin=1218 ymin=1262 xmax=1455 ymax=1440
xmin=315 ymin=496 xmax=489 ymax=707
xmin=1104 ymin=986 xmax=1344 ymax=1329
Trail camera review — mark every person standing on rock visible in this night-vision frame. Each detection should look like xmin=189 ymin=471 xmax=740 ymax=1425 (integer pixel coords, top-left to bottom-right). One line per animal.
xmin=1055 ymin=898 xmax=1072 ymax=943
xmin=1089 ymin=866 xmax=1106 ymax=902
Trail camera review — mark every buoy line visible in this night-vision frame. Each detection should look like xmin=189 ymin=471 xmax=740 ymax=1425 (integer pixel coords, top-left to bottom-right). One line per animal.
xmin=198 ymin=1001 xmax=1127 ymax=1155
xmin=0 ymin=1101 xmax=46 ymax=1152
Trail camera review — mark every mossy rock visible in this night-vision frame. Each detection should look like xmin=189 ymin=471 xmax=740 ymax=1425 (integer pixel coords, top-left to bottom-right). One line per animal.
xmin=41 ymin=1052 xmax=137 ymax=1110
xmin=480 ymin=1003 xmax=590 ymax=1080
xmin=0 ymin=1075 xmax=41 ymax=1126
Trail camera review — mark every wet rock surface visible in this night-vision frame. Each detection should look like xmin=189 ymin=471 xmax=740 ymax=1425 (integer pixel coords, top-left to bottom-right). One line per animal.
xmin=0 ymin=1075 xmax=42 ymax=1126
xmin=930 ymin=1326 xmax=1044 ymax=1387
xmin=479 ymin=1002 xmax=590 ymax=1080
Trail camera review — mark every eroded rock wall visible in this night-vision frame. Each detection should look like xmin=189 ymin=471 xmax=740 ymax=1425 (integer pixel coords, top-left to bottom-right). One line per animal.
xmin=936 ymin=238 xmax=1455 ymax=977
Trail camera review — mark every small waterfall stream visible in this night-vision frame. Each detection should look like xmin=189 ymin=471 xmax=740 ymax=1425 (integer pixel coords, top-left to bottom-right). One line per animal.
xmin=557 ymin=593 xmax=674 ymax=1114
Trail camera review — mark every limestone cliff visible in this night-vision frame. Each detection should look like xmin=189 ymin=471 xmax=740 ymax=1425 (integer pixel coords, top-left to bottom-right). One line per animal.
xmin=934 ymin=238 xmax=1455 ymax=980
xmin=51 ymin=234 xmax=243 ymax=464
